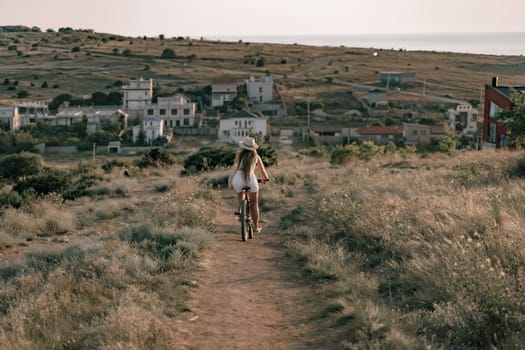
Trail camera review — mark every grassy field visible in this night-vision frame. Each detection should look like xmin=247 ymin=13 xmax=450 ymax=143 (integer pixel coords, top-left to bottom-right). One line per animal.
xmin=1 ymin=28 xmax=525 ymax=348
xmin=2 ymin=29 xmax=525 ymax=116
xmin=0 ymin=143 xmax=524 ymax=348
xmin=275 ymin=149 xmax=525 ymax=349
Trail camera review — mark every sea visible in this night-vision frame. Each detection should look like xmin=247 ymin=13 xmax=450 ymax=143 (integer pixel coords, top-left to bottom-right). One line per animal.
xmin=210 ymin=32 xmax=525 ymax=56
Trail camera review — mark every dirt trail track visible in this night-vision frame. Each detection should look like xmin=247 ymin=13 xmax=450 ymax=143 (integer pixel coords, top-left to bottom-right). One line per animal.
xmin=173 ymin=192 xmax=338 ymax=349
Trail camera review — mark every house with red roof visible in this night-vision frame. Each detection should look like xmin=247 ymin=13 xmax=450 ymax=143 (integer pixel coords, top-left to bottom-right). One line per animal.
xmin=355 ymin=125 xmax=403 ymax=144
xmin=482 ymin=77 xmax=525 ymax=149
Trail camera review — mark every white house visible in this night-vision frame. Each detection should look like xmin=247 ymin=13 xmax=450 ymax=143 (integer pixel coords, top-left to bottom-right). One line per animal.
xmin=122 ymin=78 xmax=153 ymax=110
xmin=55 ymin=105 xmax=128 ymax=134
xmin=144 ymin=94 xmax=196 ymax=128
xmin=53 ymin=109 xmax=83 ymax=126
xmin=246 ymin=76 xmax=273 ymax=103
xmin=219 ymin=110 xmax=267 ymax=144
xmin=133 ymin=117 xmax=164 ymax=144
xmin=0 ymin=106 xmax=21 ymax=131
xmin=15 ymin=101 xmax=48 ymax=125
xmin=211 ymin=80 xmax=239 ymax=107
xmin=447 ymin=104 xmax=479 ymax=134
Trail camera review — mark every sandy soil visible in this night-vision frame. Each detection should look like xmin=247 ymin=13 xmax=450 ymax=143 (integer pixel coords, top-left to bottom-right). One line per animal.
xmin=171 ymin=192 xmax=340 ymax=350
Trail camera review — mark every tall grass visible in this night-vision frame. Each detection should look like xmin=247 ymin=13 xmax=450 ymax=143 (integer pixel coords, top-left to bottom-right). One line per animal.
xmin=0 ymin=198 xmax=77 ymax=246
xmin=281 ymin=151 xmax=525 ymax=349
xmin=0 ymin=224 xmax=213 ymax=349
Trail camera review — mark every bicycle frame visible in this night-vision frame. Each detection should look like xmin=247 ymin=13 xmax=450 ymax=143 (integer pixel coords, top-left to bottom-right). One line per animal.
xmin=239 ymin=186 xmax=254 ymax=241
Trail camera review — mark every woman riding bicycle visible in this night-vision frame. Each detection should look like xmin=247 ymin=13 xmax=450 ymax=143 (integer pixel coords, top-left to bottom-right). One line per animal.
xmin=228 ymin=136 xmax=270 ymax=233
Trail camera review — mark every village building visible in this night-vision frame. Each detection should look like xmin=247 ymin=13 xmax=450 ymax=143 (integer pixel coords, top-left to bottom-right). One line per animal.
xmin=0 ymin=106 xmax=21 ymax=131
xmin=482 ymin=77 xmax=525 ymax=149
xmin=211 ymin=80 xmax=240 ymax=107
xmin=122 ymin=78 xmax=153 ymax=118
xmin=366 ymin=89 xmax=389 ymax=116
xmin=52 ymin=105 xmax=128 ymax=133
xmin=218 ymin=110 xmax=267 ymax=144
xmin=246 ymin=76 xmax=273 ymax=103
xmin=15 ymin=101 xmax=49 ymax=125
xmin=404 ymin=123 xmax=446 ymax=145
xmin=356 ymin=125 xmax=404 ymax=144
xmin=446 ymin=104 xmax=480 ymax=134
xmin=145 ymin=94 xmax=196 ymax=129
xmin=133 ymin=117 xmax=164 ymax=144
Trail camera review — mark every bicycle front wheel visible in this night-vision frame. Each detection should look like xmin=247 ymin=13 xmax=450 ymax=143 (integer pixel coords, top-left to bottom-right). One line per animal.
xmin=240 ymin=198 xmax=248 ymax=242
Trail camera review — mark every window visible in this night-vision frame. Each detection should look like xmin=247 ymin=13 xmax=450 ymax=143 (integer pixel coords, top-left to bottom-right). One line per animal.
xmin=183 ymin=108 xmax=190 ymax=115
xmin=160 ymin=109 xmax=166 ymax=115
xmin=147 ymin=109 xmax=154 ymax=116
xmin=412 ymin=130 xmax=417 ymax=136
xmin=176 ymin=120 xmax=180 ymax=127
xmin=171 ymin=109 xmax=177 ymax=115
xmin=183 ymin=118 xmax=190 ymax=126
xmin=420 ymin=130 xmax=426 ymax=136
xmin=488 ymin=123 xmax=497 ymax=143
xmin=259 ymin=87 xmax=263 ymax=93
xmin=489 ymin=102 xmax=502 ymax=119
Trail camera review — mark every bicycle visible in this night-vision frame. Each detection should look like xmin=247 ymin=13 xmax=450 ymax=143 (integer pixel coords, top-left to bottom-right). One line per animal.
xmin=237 ymin=179 xmax=267 ymax=242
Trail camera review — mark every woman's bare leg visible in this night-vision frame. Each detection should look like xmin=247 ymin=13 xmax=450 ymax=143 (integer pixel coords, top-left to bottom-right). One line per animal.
xmin=248 ymin=191 xmax=260 ymax=231
xmin=236 ymin=192 xmax=243 ymax=213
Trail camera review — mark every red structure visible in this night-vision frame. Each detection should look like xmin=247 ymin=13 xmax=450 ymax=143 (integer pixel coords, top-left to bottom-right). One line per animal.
xmin=482 ymin=77 xmax=525 ymax=149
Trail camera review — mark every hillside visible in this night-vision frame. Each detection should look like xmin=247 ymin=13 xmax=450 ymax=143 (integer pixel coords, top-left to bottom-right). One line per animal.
xmin=2 ymin=28 xmax=525 ymax=118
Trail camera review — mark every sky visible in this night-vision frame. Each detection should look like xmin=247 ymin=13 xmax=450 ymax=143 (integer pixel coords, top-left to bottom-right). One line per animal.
xmin=1 ymin=0 xmax=524 ymax=38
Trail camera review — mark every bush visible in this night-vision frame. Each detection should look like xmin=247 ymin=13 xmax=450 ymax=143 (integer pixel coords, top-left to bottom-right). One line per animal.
xmin=182 ymin=145 xmax=234 ymax=174
xmin=13 ymin=168 xmax=71 ymax=197
xmin=135 ymin=148 xmax=176 ymax=168
xmin=0 ymin=191 xmax=24 ymax=208
xmin=160 ymin=48 xmax=176 ymax=59
xmin=0 ymin=152 xmax=43 ymax=181
xmin=12 ymin=167 xmax=100 ymax=201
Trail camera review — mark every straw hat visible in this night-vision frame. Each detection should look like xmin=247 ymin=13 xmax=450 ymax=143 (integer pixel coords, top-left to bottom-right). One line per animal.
xmin=239 ymin=136 xmax=259 ymax=151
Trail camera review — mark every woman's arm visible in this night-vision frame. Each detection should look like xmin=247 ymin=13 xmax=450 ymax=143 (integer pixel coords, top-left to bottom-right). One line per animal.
xmin=256 ymin=155 xmax=270 ymax=182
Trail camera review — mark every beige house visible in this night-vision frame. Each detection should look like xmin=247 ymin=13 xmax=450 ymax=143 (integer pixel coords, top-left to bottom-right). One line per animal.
xmin=0 ymin=106 xmax=21 ymax=131
xmin=145 ymin=94 xmax=196 ymax=129
xmin=211 ymin=80 xmax=239 ymax=107
xmin=246 ymin=76 xmax=273 ymax=103
xmin=403 ymin=123 xmax=446 ymax=145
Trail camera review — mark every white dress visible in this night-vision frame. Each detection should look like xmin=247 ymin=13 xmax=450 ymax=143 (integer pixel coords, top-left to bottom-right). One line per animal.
xmin=232 ymin=155 xmax=260 ymax=193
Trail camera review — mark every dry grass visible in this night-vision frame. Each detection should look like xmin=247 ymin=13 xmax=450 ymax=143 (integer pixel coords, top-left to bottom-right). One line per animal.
xmin=280 ymin=149 xmax=525 ymax=349
xmin=2 ymin=31 xmax=525 ymax=113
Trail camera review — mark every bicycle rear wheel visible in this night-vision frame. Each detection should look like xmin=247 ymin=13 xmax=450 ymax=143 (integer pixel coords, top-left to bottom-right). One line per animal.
xmin=247 ymin=205 xmax=254 ymax=239
xmin=240 ymin=198 xmax=248 ymax=241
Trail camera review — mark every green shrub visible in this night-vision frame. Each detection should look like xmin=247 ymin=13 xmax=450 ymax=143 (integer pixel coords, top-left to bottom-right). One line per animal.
xmin=101 ymin=159 xmax=129 ymax=173
xmin=0 ymin=191 xmax=24 ymax=208
xmin=0 ymin=152 xmax=43 ymax=180
xmin=13 ymin=168 xmax=70 ymax=197
xmin=135 ymin=148 xmax=176 ymax=168
xmin=182 ymin=145 xmax=234 ymax=174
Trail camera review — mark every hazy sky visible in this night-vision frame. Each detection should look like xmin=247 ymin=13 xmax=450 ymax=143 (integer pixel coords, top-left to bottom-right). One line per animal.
xmin=1 ymin=0 xmax=524 ymax=37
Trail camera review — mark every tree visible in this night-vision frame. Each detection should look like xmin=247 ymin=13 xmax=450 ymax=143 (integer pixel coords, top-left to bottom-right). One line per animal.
xmin=122 ymin=49 xmax=133 ymax=57
xmin=0 ymin=152 xmax=43 ymax=181
xmin=256 ymin=58 xmax=265 ymax=67
xmin=498 ymin=88 xmax=525 ymax=146
xmin=91 ymin=91 xmax=109 ymax=105
xmin=161 ymin=48 xmax=176 ymax=59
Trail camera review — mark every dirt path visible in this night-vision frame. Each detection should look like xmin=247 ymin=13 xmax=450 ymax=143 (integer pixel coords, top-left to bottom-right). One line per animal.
xmin=172 ymin=191 xmax=338 ymax=350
